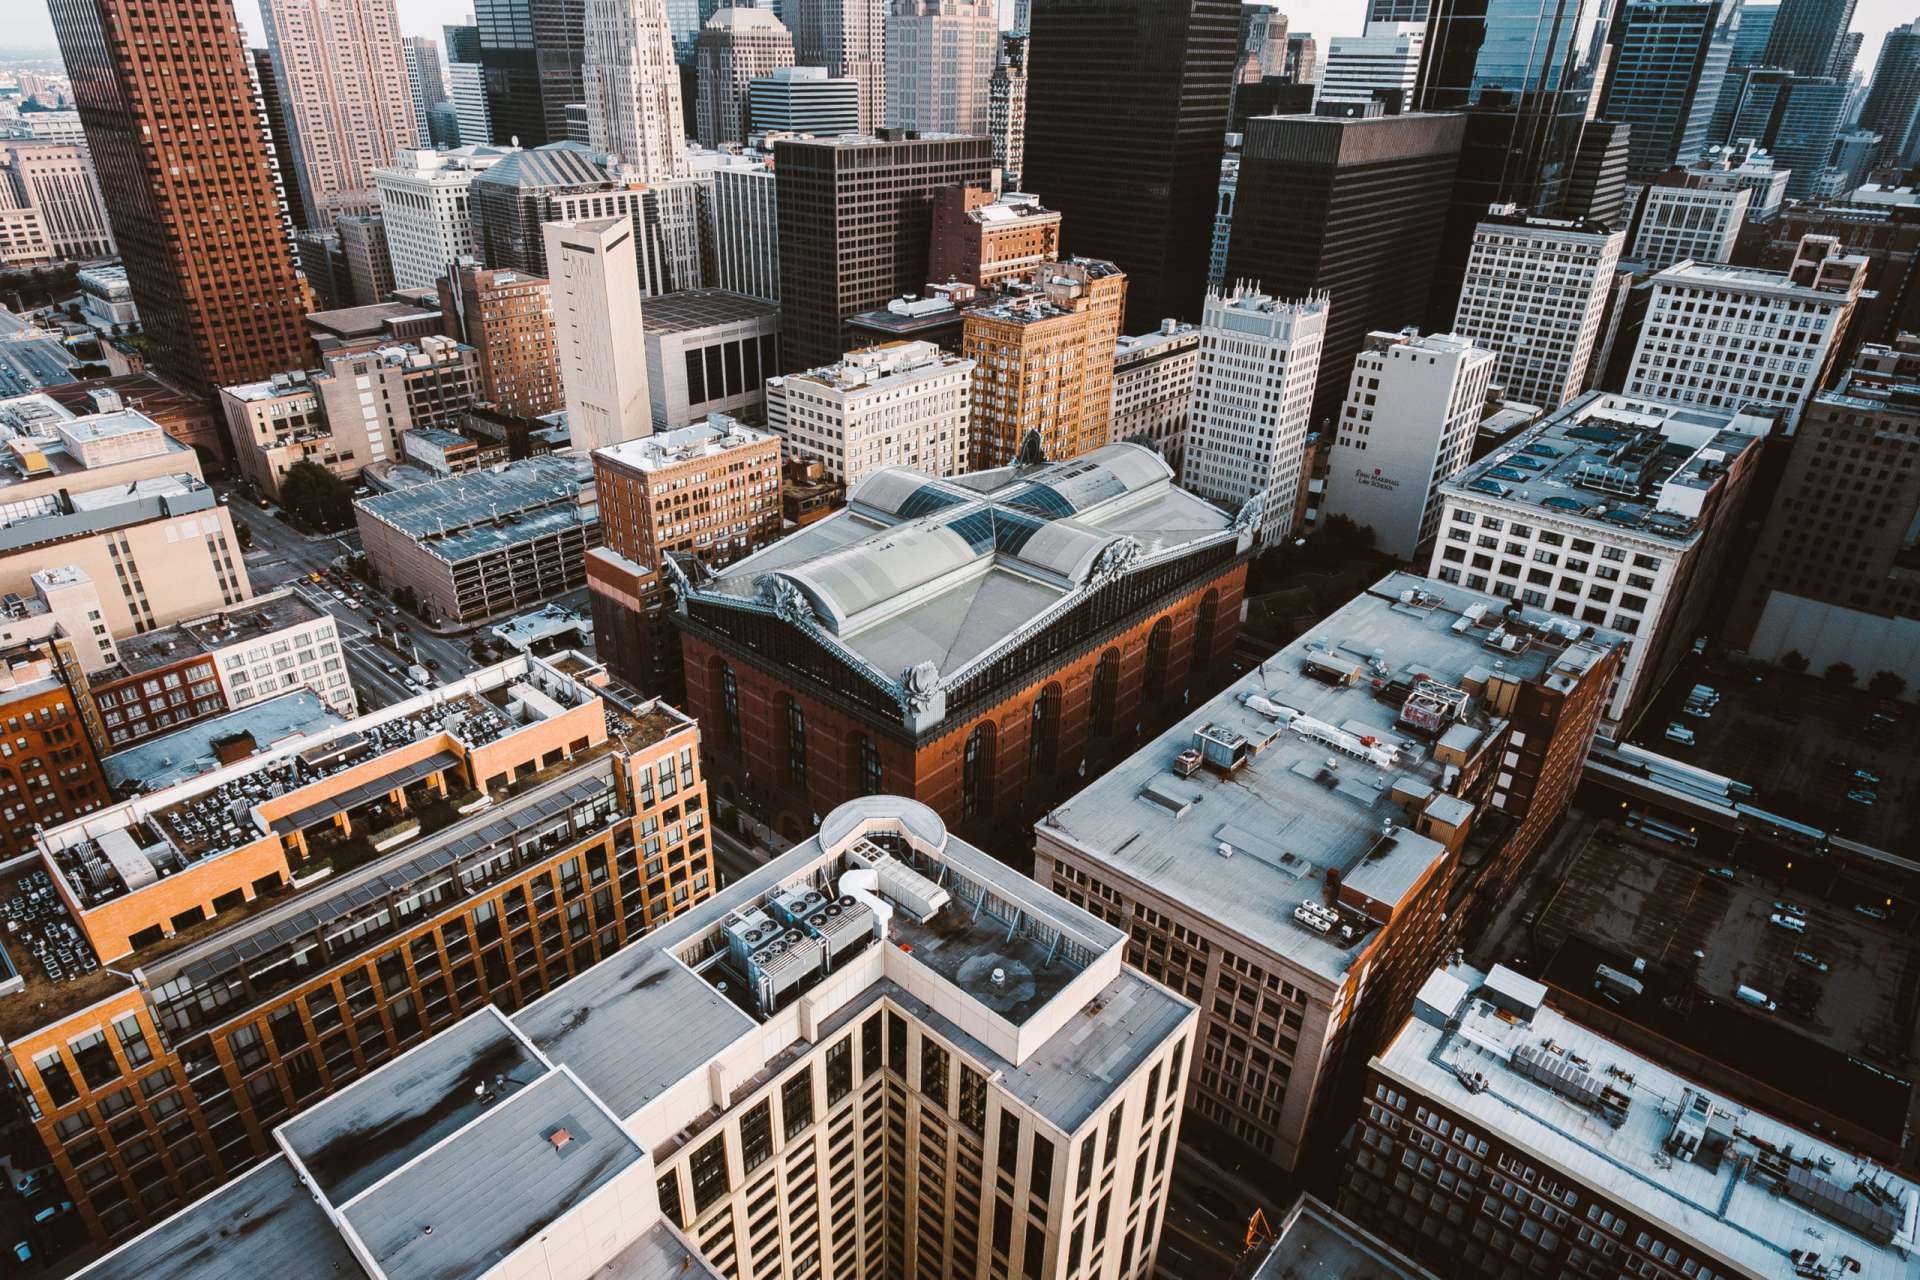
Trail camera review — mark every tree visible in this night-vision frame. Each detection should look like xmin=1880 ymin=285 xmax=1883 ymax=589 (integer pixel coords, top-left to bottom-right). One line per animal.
xmin=278 ymin=461 xmax=356 ymax=531
xmin=1780 ymin=650 xmax=1809 ymax=673
xmin=1823 ymin=661 xmax=1856 ymax=687
xmin=1868 ymin=670 xmax=1907 ymax=700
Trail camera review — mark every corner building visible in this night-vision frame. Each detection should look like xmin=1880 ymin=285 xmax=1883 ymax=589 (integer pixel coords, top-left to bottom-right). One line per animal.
xmin=1034 ymin=573 xmax=1621 ymax=1170
xmin=672 ymin=443 xmax=1251 ymax=848
xmin=76 ymin=796 xmax=1195 ymax=1280
xmin=0 ymin=653 xmax=716 ymax=1243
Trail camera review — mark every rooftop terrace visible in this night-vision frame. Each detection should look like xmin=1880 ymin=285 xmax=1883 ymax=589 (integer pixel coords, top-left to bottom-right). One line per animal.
xmin=102 ymin=689 xmax=347 ymax=795
xmin=1387 ymin=966 xmax=1920 ymax=1280
xmin=1040 ymin=572 xmax=1620 ymax=985
xmin=1443 ymin=392 xmax=1770 ymax=543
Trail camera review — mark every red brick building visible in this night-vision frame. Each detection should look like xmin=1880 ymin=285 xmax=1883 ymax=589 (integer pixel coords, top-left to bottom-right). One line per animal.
xmin=671 ymin=442 xmax=1253 ymax=852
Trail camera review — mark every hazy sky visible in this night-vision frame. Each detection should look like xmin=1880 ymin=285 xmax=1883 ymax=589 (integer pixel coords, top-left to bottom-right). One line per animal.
xmin=16 ymin=0 xmax=1918 ymax=94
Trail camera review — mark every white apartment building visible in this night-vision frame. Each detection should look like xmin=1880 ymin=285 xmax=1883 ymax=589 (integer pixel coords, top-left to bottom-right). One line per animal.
xmin=885 ymin=0 xmax=999 ymax=135
xmin=766 ymin=340 xmax=975 ymax=486
xmin=1623 ymin=235 xmax=1867 ymax=431
xmin=181 ymin=589 xmax=356 ymax=721
xmin=1429 ymin=392 xmax=1774 ymax=732
xmin=705 ymin=150 xmax=779 ymax=303
xmin=584 ymin=0 xmax=690 ymax=181
xmin=1110 ymin=320 xmax=1199 ymax=479
xmin=1452 ymin=205 xmax=1624 ymax=413
xmin=372 ymin=145 xmax=514 ymax=290
xmin=77 ymin=796 xmax=1194 ymax=1280
xmin=447 ymin=59 xmax=491 ymax=146
xmin=1323 ymin=330 xmax=1497 ymax=560
xmin=1630 ymin=177 xmax=1750 ymax=270
xmin=547 ymin=216 xmax=653 ymax=453
xmin=1183 ymin=285 xmax=1329 ymax=543
xmin=1319 ymin=24 xmax=1424 ymax=114
xmin=1688 ymin=142 xmax=1791 ymax=221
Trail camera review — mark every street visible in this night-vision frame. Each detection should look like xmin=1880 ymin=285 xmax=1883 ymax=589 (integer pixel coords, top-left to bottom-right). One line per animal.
xmin=1155 ymin=1144 xmax=1278 ymax=1278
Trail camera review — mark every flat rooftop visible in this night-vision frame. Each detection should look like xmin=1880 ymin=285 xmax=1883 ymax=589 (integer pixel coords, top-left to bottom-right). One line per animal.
xmin=1114 ymin=322 xmax=1198 ymax=365
xmin=1387 ymin=966 xmax=1920 ymax=1280
xmin=595 ymin=416 xmax=776 ymax=473
xmin=776 ymin=339 xmax=970 ymax=393
xmin=1041 ymin=572 xmax=1621 ymax=985
xmin=306 ymin=300 xmax=441 ymax=338
xmin=100 ymin=589 xmax=325 ymax=679
xmin=102 ymin=690 xmax=347 ymax=794
xmin=1444 ymin=391 xmax=1767 ymax=545
xmin=1652 ymin=258 xmax=1863 ymax=299
xmin=355 ymin=455 xmax=591 ymax=560
xmin=639 ymin=287 xmax=780 ymax=333
xmin=1250 ymin=1196 xmax=1439 ymax=1279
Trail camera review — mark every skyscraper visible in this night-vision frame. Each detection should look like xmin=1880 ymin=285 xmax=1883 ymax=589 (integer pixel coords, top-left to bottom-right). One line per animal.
xmin=250 ymin=46 xmax=312 ymax=232
xmin=695 ymin=9 xmax=794 ymax=147
xmin=584 ymin=0 xmax=690 ymax=180
xmin=1414 ymin=0 xmax=1611 ymax=306
xmin=990 ymin=35 xmax=1029 ymax=190
xmin=1861 ymin=22 xmax=1920 ymax=168
xmin=1319 ymin=25 xmax=1425 ymax=114
xmin=1224 ymin=110 xmax=1466 ymax=432
xmin=535 ymin=0 xmax=589 ymax=146
xmin=259 ymin=0 xmax=421 ymax=226
xmin=1762 ymin=0 xmax=1859 ymax=78
xmin=546 ymin=217 xmax=653 ymax=453
xmin=1707 ymin=2 xmax=1779 ymax=142
xmin=788 ymin=0 xmax=888 ymax=131
xmin=402 ymin=35 xmax=450 ymax=141
xmin=1023 ymin=0 xmax=1239 ymax=331
xmin=50 ymin=0 xmax=314 ymax=399
xmin=1597 ymin=0 xmax=1741 ymax=181
xmin=886 ymin=0 xmax=999 ymax=135
xmin=1726 ymin=71 xmax=1849 ymax=199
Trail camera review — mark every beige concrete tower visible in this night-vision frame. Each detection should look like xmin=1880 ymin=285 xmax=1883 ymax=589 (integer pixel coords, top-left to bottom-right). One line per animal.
xmin=885 ymin=0 xmax=999 ymax=134
xmin=789 ymin=0 xmax=888 ymax=131
xmin=546 ymin=216 xmax=653 ymax=454
xmin=584 ymin=0 xmax=690 ymax=180
xmin=696 ymin=9 xmax=796 ymax=147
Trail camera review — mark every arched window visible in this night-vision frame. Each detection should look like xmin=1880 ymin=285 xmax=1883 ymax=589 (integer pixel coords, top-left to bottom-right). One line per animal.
xmin=1028 ymin=683 xmax=1062 ymax=781
xmin=785 ymin=699 xmax=807 ymax=790
xmin=1091 ymin=649 xmax=1120 ymax=738
xmin=1191 ymin=589 xmax=1219 ymax=673
xmin=858 ymin=735 xmax=883 ymax=796
xmin=719 ymin=662 xmax=740 ymax=750
xmin=962 ymin=721 xmax=995 ymax=821
xmin=1144 ymin=617 xmax=1173 ymax=702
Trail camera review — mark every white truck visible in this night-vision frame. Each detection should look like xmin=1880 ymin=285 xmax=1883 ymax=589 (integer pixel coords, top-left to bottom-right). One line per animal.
xmin=408 ymin=663 xmax=431 ymax=687
xmin=1735 ymin=985 xmax=1777 ymax=1012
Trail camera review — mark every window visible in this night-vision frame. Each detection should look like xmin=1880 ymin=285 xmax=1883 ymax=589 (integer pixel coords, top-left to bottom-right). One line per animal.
xmin=719 ymin=663 xmax=740 ymax=750
xmin=1191 ymin=590 xmax=1218 ymax=672
xmin=962 ymin=721 xmax=995 ymax=821
xmin=958 ymin=1064 xmax=987 ymax=1134
xmin=784 ymin=698 xmax=807 ymax=789
xmin=998 ymin=1109 xmax=1021 ymax=1176
xmin=1090 ymin=649 xmax=1120 ymax=738
xmin=921 ymin=1038 xmax=950 ymax=1110
xmin=741 ymin=1100 xmax=773 ymax=1172
xmin=1143 ymin=617 xmax=1173 ymax=701
xmin=1030 ymin=1132 xmax=1054 ymax=1202
xmin=690 ymin=1134 xmax=729 ymax=1213
xmin=827 ymin=1037 xmax=853 ymax=1104
xmin=857 ymin=735 xmax=883 ymax=796
xmin=1027 ymin=684 xmax=1060 ymax=781
xmin=782 ymin=1066 xmax=814 ymax=1138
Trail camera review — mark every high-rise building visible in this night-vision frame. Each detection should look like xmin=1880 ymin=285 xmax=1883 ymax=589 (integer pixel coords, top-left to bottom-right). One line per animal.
xmin=1861 ymin=22 xmax=1920 ymax=169
xmin=50 ymin=0 xmax=315 ymax=400
xmin=335 ymin=211 xmax=394 ymax=306
xmin=1345 ymin=961 xmax=1920 ymax=1280
xmin=1235 ymin=2 xmax=1288 ymax=86
xmin=1729 ymin=337 xmax=1920 ymax=670
xmin=584 ymin=0 xmax=690 ymax=180
xmin=469 ymin=0 xmax=586 ymax=148
xmin=547 ymin=216 xmax=653 ymax=453
xmin=1563 ymin=117 xmax=1634 ymax=225
xmin=1208 ymin=155 xmax=1238 ymax=290
xmin=1451 ymin=205 xmax=1624 ymax=412
xmin=1035 ymin=571 xmax=1623 ymax=1170
xmin=774 ymin=132 xmax=994 ymax=372
xmin=1285 ymin=32 xmax=1318 ymax=82
xmin=639 ymin=287 xmax=782 ymax=427
xmin=990 ymin=34 xmax=1029 ymax=190
xmin=258 ymin=0 xmax=421 ymax=226
xmin=0 ymin=142 xmax=114 ymax=260
xmin=672 ymin=442 xmax=1249 ymax=844
xmin=586 ymin=415 xmax=782 ymax=694
xmin=1724 ymin=70 xmax=1849 ymax=199
xmin=439 ymin=261 xmax=566 ymax=419
xmin=1413 ymin=0 xmax=1611 ymax=304
xmin=1320 ymin=25 xmax=1425 ymax=114
xmin=929 ymin=185 xmax=1062 ymax=289
xmin=0 ymin=635 xmax=110 ymax=859
xmin=748 ymin=65 xmax=862 ymax=134
xmin=1433 ymin=392 xmax=1773 ymax=731
xmin=1762 ymin=0 xmax=1859 ymax=78
xmin=765 ymin=340 xmax=974 ymax=486
xmin=1111 ymin=319 xmax=1200 ymax=477
xmin=695 ymin=9 xmax=794 ymax=147
xmin=709 ymin=152 xmax=780 ymax=303
xmin=787 ymin=0 xmax=887 ymax=130
xmin=1706 ymin=4 xmax=1781 ymax=143
xmin=1183 ymin=285 xmax=1329 ymax=543
xmin=962 ymin=257 xmax=1126 ymax=468
xmin=1624 ymin=235 xmax=1867 ymax=428
xmin=372 ymin=144 xmax=516 ymax=291
xmin=445 ymin=22 xmax=495 ymax=145
xmin=885 ymin=0 xmax=998 ymax=135
xmin=248 ymin=44 xmax=311 ymax=232
xmin=1224 ymin=110 xmax=1467 ymax=431
xmin=1322 ymin=330 xmax=1497 ymax=560
xmin=1686 ymin=139 xmax=1792 ymax=219
xmin=1023 ymin=0 xmax=1239 ymax=331
xmin=1630 ymin=169 xmax=1752 ymax=269
xmin=1597 ymin=0 xmax=1741 ymax=182
xmin=402 ymin=34 xmax=450 ymax=140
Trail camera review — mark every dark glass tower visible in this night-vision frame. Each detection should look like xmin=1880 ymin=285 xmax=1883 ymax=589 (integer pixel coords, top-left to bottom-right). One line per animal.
xmin=1861 ymin=22 xmax=1920 ymax=169
xmin=1598 ymin=0 xmax=1741 ymax=181
xmin=1762 ymin=0 xmax=1859 ymax=78
xmin=475 ymin=0 xmax=583 ymax=147
xmin=1022 ymin=0 xmax=1239 ymax=330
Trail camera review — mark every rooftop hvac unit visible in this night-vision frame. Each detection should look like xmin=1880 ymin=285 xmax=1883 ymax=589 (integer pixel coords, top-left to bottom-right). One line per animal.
xmin=804 ymin=899 xmax=874 ymax=964
xmin=846 ymin=841 xmax=950 ymax=923
xmin=724 ymin=906 xmax=779 ymax=969
xmin=1511 ymin=1041 xmax=1631 ymax=1128
xmin=1293 ymin=901 xmax=1338 ymax=934
xmin=769 ymin=885 xmax=829 ymax=928
xmin=747 ymin=928 xmax=824 ymax=1013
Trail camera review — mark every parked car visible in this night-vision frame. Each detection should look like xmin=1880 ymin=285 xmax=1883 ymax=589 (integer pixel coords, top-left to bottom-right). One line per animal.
xmin=1793 ymin=952 xmax=1830 ymax=973
xmin=1846 ymin=788 xmax=1878 ymax=806
xmin=1768 ymin=913 xmax=1807 ymax=934
xmin=1853 ymin=768 xmax=1882 ymax=785
xmin=1772 ymin=901 xmax=1807 ymax=918
xmin=1856 ymin=904 xmax=1890 ymax=921
xmin=1664 ymin=723 xmax=1696 ymax=746
xmin=1708 ymin=867 xmax=1737 ymax=881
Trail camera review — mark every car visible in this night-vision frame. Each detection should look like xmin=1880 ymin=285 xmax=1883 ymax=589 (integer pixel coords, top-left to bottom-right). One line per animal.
xmin=1856 ymin=904 xmax=1890 ymax=921
xmin=1772 ymin=901 xmax=1806 ymax=918
xmin=397 ymin=622 xmax=411 ymax=632
xmin=1521 ymin=909 xmax=1537 ymax=925
xmin=1768 ymin=913 xmax=1807 ymax=933
xmin=1846 ymin=788 xmax=1878 ymax=806
xmin=1664 ymin=723 xmax=1696 ymax=746
xmin=255 ymin=496 xmax=269 ymax=509
xmin=1793 ymin=951 xmax=1830 ymax=973
xmin=425 ymin=658 xmax=441 ymax=670
xmin=1691 ymin=636 xmax=1707 ymax=655
xmin=1708 ymin=867 xmax=1737 ymax=881
xmin=1853 ymin=768 xmax=1882 ymax=785
xmin=1194 ymin=1187 xmax=1234 ymax=1220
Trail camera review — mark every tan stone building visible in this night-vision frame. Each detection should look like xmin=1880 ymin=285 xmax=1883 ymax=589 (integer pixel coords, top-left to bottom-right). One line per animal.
xmin=438 ymin=261 xmax=564 ymax=420
xmin=963 ymin=258 xmax=1125 ymax=468
xmin=929 ymin=184 xmax=1062 ymax=289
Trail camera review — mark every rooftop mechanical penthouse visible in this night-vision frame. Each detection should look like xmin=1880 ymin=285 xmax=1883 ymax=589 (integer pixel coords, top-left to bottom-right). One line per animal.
xmin=77 ymin=797 xmax=1197 ymax=1280
xmin=0 ymin=652 xmax=716 ymax=1244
